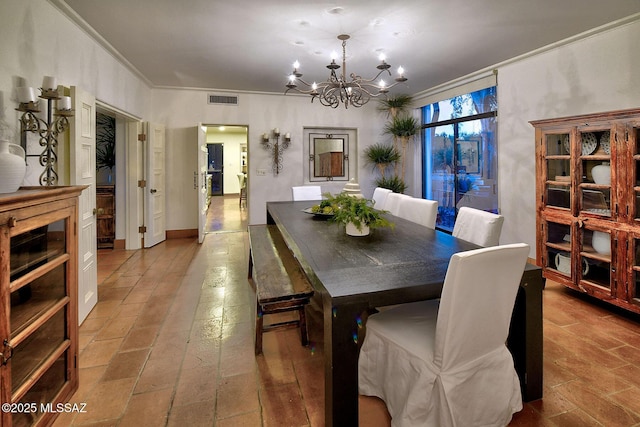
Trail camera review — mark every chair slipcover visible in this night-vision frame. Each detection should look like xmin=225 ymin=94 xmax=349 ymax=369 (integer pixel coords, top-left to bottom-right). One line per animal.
xmin=359 ymin=243 xmax=529 ymax=427
xmin=397 ymin=197 xmax=438 ymax=229
xmin=291 ymin=185 xmax=322 ymax=201
xmin=452 ymin=206 xmax=504 ymax=247
xmin=372 ymin=187 xmax=393 ymax=210
xmin=383 ymin=193 xmax=410 ymax=217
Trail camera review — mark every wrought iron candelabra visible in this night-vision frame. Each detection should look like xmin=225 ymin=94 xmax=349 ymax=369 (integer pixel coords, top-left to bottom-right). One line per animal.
xmin=261 ymin=128 xmax=291 ymax=175
xmin=16 ymin=80 xmax=73 ymax=186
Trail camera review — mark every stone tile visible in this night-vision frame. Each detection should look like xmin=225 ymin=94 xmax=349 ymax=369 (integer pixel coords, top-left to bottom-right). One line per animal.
xmin=101 ymin=348 xmax=149 ymax=381
xmin=72 ymin=378 xmax=136 ymax=424
xmin=216 ymin=373 xmax=260 ymax=420
xmin=79 ymin=338 xmax=123 ymax=368
xmin=167 ymin=400 xmax=216 ymax=427
xmin=118 ymin=389 xmax=173 ymax=427
xmin=260 ymin=382 xmax=308 ymax=427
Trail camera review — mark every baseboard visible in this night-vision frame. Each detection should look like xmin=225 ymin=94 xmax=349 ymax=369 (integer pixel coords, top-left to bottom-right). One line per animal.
xmin=113 ymin=239 xmax=125 ymax=250
xmin=166 ymin=229 xmax=198 ymax=239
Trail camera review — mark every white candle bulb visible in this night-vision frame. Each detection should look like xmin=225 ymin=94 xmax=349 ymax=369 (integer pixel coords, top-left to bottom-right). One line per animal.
xmin=42 ymin=76 xmax=57 ymax=90
xmin=274 ymin=128 xmax=279 ymax=135
xmin=397 ymin=66 xmax=405 ymax=76
xmin=293 ymin=60 xmax=300 ymax=70
xmin=17 ymin=87 xmax=36 ymax=103
xmin=57 ymin=96 xmax=71 ymax=110
xmin=378 ymin=53 xmax=386 ymax=62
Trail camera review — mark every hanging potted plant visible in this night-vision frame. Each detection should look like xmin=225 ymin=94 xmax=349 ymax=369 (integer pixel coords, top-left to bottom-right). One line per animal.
xmin=324 ymin=192 xmax=394 ymax=236
xmin=364 ymin=142 xmax=400 ymax=180
xmin=378 ymin=94 xmax=414 ymax=120
xmin=384 ymin=115 xmax=421 ymax=182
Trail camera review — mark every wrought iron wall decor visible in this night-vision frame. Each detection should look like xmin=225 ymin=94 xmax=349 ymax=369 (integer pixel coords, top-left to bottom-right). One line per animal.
xmin=261 ymin=128 xmax=291 ymax=174
xmin=16 ymin=76 xmax=73 ymax=186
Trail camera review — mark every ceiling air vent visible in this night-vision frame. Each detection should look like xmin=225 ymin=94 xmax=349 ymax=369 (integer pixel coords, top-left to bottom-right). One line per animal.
xmin=208 ymin=94 xmax=238 ymax=105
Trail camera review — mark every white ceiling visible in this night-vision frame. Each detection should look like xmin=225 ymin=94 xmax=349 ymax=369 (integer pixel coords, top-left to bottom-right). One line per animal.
xmin=52 ymin=0 xmax=640 ymax=96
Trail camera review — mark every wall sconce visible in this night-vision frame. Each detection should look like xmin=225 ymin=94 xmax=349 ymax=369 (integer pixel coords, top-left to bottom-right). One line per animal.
xmin=261 ymin=128 xmax=291 ymax=174
xmin=15 ymin=76 xmax=74 ymax=186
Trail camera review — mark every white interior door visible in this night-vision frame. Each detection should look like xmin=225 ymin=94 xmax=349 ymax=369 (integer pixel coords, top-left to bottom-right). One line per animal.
xmin=197 ymin=124 xmax=208 ymax=244
xmin=70 ymin=86 xmax=98 ymax=325
xmin=144 ymin=122 xmax=166 ymax=247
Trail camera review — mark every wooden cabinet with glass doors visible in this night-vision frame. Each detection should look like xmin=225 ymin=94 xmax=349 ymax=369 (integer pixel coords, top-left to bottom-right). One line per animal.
xmin=533 ymin=108 xmax=640 ymax=314
xmin=0 ymin=186 xmax=83 ymax=426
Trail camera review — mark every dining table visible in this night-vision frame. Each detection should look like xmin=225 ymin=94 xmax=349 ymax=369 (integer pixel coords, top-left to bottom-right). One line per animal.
xmin=266 ymin=201 xmax=543 ymax=426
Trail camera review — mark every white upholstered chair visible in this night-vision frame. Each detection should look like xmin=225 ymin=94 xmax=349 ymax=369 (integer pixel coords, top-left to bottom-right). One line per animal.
xmin=372 ymin=187 xmax=393 ymax=210
xmin=359 ymin=243 xmax=530 ymax=427
xmin=452 ymin=206 xmax=504 ymax=247
xmin=397 ymin=197 xmax=438 ymax=229
xmin=371 ymin=187 xmax=392 ymax=210
xmin=291 ymin=185 xmax=322 ymax=201
xmin=383 ymin=193 xmax=410 ymax=217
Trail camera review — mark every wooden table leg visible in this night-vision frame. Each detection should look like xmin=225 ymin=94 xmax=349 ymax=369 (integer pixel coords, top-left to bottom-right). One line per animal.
xmin=323 ymin=293 xmax=368 ymax=427
xmin=508 ymin=266 xmax=543 ymax=402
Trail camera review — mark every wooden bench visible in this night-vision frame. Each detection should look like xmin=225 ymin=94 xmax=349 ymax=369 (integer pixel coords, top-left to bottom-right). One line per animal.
xmin=248 ymin=224 xmax=314 ymax=355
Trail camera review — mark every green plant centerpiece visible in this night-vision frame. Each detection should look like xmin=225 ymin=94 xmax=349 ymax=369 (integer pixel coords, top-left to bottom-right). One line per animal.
xmin=322 ymin=192 xmax=394 ymax=236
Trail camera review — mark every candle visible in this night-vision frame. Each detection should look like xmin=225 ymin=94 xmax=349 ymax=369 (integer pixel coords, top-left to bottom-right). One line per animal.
xmin=263 ymin=133 xmax=269 ymax=140
xmin=57 ymin=96 xmax=71 ymax=111
xmin=285 ymin=133 xmax=291 ymax=139
xmin=42 ymin=76 xmax=57 ymax=90
xmin=17 ymin=87 xmax=36 ymax=103
xmin=274 ymin=128 xmax=279 ymax=135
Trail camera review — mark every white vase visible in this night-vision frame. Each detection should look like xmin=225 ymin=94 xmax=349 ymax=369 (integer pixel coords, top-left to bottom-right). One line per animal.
xmin=554 ymin=253 xmax=590 ymax=276
xmin=346 ymin=222 xmax=369 ymax=236
xmin=591 ymin=162 xmax=611 ymax=185
xmin=0 ymin=139 xmax=26 ymax=193
xmin=591 ymin=231 xmax=610 ymax=255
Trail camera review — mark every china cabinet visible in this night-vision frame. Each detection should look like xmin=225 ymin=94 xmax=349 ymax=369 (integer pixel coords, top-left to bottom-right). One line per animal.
xmin=532 ymin=108 xmax=640 ymax=314
xmin=0 ymin=186 xmax=83 ymax=426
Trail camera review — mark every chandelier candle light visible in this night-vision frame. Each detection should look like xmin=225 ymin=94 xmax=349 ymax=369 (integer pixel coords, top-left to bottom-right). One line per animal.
xmin=285 ymin=34 xmax=408 ymax=109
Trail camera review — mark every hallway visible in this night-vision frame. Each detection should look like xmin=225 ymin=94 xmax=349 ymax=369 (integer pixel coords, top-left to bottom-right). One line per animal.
xmin=52 ymin=195 xmax=640 ymax=426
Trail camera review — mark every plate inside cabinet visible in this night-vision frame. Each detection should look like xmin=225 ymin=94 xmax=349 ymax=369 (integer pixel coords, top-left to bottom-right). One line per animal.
xmin=600 ymin=131 xmax=610 ymax=154
xmin=581 ymin=132 xmax=597 ymax=155
xmin=562 ymin=135 xmax=570 ymax=153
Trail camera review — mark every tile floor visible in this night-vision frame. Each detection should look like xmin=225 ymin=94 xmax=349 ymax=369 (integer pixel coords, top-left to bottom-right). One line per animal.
xmin=52 ymin=195 xmax=640 ymax=426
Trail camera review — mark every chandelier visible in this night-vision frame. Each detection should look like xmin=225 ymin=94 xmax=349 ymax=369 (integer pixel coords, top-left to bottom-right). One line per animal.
xmin=285 ymin=34 xmax=407 ymax=109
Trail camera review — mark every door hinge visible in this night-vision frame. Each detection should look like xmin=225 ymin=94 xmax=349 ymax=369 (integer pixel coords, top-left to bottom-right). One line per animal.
xmin=138 ymin=180 xmax=147 ymax=188
xmin=138 ymin=226 xmax=147 ymax=233
xmin=138 ymin=133 xmax=147 ymax=142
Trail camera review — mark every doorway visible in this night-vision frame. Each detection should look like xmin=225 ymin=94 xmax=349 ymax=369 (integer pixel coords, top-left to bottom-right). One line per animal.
xmin=198 ymin=124 xmax=249 ymax=235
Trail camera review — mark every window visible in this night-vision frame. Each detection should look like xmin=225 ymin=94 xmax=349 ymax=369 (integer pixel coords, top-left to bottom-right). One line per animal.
xmin=422 ymin=86 xmax=497 ymax=231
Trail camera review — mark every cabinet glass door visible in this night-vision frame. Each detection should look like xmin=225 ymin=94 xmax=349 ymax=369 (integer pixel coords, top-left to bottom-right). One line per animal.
xmin=631 ymin=125 xmax=640 ymax=221
xmin=579 ymin=129 xmax=612 ymax=217
xmin=8 ymin=216 xmax=71 ymax=418
xmin=632 ymin=236 xmax=640 ymax=305
xmin=543 ymin=220 xmax=572 ymax=277
xmin=543 ymin=132 xmax=571 ymax=210
xmin=580 ymin=227 xmax=612 ymax=290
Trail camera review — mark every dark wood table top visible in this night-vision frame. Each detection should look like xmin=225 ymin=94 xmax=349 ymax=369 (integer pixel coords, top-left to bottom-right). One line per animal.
xmin=268 ymin=200 xmax=485 ymax=305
